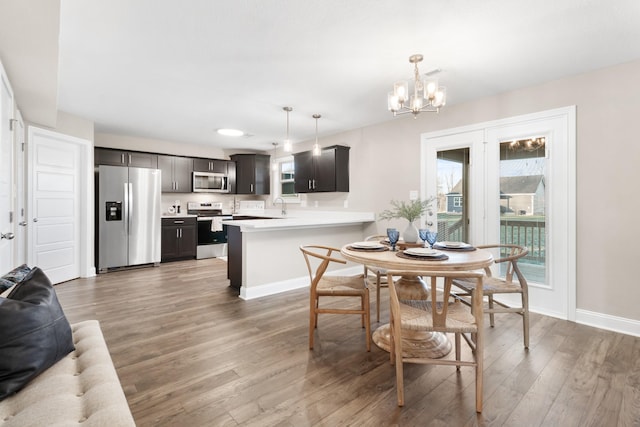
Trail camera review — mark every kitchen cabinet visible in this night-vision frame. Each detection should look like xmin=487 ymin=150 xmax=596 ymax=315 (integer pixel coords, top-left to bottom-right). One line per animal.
xmin=193 ymin=158 xmax=231 ymax=174
xmin=230 ymin=154 xmax=270 ymax=195
xmin=161 ymin=217 xmax=197 ymax=262
xmin=95 ymin=148 xmax=158 ymax=169
xmin=158 ymin=155 xmax=193 ymax=193
xmin=294 ymin=145 xmax=350 ymax=193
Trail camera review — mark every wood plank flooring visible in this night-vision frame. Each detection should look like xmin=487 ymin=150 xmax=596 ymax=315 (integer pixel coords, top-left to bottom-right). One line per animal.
xmin=54 ymin=259 xmax=640 ymax=426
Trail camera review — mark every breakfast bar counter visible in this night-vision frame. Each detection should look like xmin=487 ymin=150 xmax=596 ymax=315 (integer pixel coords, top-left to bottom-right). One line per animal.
xmin=223 ymin=211 xmax=375 ymax=299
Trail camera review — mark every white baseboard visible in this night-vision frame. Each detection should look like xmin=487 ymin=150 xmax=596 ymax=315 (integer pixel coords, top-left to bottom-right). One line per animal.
xmin=240 ymin=271 xmax=640 ymax=338
xmin=240 ymin=266 xmax=362 ymax=300
xmin=575 ymin=309 xmax=640 ymax=337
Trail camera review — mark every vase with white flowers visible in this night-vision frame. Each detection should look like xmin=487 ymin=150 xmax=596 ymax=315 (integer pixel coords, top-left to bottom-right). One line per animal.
xmin=379 ymin=197 xmax=435 ymax=243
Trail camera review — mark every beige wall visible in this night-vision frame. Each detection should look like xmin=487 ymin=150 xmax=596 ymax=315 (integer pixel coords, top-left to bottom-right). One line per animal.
xmin=295 ymin=58 xmax=640 ymax=322
xmin=95 ymin=132 xmax=228 ymax=159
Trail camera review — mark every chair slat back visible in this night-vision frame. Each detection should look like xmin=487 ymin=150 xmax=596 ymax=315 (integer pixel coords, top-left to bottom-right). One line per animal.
xmin=300 ymin=245 xmax=346 ymax=291
xmin=387 ymin=269 xmax=485 ymax=329
xmin=477 ymin=244 xmax=528 ymax=285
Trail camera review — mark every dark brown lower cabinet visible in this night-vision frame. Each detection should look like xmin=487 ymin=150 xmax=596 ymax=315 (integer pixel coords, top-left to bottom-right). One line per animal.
xmin=161 ymin=217 xmax=197 ymax=262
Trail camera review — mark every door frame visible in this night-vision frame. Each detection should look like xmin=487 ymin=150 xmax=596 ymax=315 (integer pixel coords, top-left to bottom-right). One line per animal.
xmin=421 ymin=106 xmax=577 ymax=321
xmin=27 ymin=126 xmax=94 ymax=279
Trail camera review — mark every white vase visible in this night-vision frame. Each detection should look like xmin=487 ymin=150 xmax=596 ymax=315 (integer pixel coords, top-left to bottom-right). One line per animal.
xmin=403 ymin=221 xmax=419 ymax=243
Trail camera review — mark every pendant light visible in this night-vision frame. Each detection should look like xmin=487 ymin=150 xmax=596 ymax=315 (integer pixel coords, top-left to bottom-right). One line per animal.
xmin=312 ymin=114 xmax=321 ymax=156
xmin=271 ymin=142 xmax=279 ymax=171
xmin=283 ymin=106 xmax=293 ymax=152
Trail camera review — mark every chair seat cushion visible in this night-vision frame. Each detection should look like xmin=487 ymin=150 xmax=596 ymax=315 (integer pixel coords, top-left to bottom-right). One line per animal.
xmin=398 ymin=299 xmax=477 ymax=333
xmin=316 ymin=275 xmax=366 ymax=296
xmin=453 ymin=276 xmax=523 ymax=294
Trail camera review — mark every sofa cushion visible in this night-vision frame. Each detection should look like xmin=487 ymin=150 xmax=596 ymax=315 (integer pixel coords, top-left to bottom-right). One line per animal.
xmin=0 ymin=267 xmax=75 ymax=401
xmin=0 ymin=264 xmax=31 ymax=293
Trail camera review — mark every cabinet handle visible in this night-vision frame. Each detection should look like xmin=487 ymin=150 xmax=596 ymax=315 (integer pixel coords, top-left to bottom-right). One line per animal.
xmin=129 ymin=154 xmax=132 ymax=164
xmin=250 ymin=183 xmax=254 ymax=192
xmin=179 ymin=228 xmax=182 ymax=238
xmin=313 ymin=179 xmax=316 ymax=190
xmin=176 ymin=229 xmax=179 ymax=238
xmin=121 ymin=153 xmax=125 ymax=164
xmin=308 ymin=179 xmax=312 ymax=190
xmin=174 ymin=220 xmax=184 ymax=224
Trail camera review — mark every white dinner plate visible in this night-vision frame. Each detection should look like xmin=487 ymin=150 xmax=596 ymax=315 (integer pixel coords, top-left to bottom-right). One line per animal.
xmin=350 ymin=241 xmax=385 ymax=249
xmin=404 ymin=248 xmax=442 ymax=257
xmin=439 ymin=241 xmax=472 ymax=248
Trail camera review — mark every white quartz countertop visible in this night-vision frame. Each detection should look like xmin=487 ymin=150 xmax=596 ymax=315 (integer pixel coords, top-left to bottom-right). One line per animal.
xmin=161 ymin=214 xmax=198 ymax=218
xmin=222 ymin=210 xmax=375 ymax=231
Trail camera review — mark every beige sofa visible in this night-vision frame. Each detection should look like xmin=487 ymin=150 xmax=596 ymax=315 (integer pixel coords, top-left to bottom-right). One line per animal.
xmin=0 ymin=320 xmax=135 ymax=427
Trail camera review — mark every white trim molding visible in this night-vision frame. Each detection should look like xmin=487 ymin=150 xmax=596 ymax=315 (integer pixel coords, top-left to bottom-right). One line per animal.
xmin=575 ymin=309 xmax=640 ymax=338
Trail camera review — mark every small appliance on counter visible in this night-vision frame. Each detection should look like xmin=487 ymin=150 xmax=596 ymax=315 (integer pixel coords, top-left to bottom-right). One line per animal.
xmin=187 ymin=202 xmax=233 ymax=259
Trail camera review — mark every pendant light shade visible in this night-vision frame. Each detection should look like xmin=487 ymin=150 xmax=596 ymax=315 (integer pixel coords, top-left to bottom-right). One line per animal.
xmin=312 ymin=114 xmax=321 ymax=156
xmin=283 ymin=106 xmax=293 ymax=152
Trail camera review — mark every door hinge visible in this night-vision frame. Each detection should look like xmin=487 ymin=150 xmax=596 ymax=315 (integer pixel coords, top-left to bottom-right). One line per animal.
xmin=9 ymin=118 xmax=18 ymax=131
xmin=21 ymin=142 xmax=25 ymax=152
xmin=9 ymin=211 xmax=13 ymax=223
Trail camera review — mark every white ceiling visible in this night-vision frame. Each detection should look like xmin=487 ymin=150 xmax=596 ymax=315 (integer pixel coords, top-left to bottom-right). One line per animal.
xmin=11 ymin=1 xmax=640 ymax=152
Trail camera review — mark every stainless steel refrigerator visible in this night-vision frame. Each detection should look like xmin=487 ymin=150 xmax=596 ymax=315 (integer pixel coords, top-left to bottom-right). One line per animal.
xmin=98 ymin=165 xmax=162 ymax=272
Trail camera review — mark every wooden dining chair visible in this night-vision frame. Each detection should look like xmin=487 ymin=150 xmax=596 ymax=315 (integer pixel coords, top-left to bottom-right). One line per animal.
xmin=300 ymin=245 xmax=371 ymax=351
xmin=386 ymin=269 xmax=485 ymax=412
xmin=451 ymin=244 xmax=530 ymax=348
xmin=363 ymin=234 xmax=390 ymax=322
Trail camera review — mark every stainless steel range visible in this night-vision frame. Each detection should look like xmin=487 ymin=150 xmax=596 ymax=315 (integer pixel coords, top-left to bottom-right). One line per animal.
xmin=187 ymin=202 xmax=232 ymax=259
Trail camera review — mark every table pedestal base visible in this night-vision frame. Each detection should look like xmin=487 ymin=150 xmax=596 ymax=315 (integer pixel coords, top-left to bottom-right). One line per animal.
xmin=372 ymin=325 xmax=452 ymax=359
xmin=373 ymin=274 xmax=452 ymax=359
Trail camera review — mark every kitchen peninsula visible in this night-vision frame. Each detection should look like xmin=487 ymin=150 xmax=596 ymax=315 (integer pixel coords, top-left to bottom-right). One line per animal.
xmin=224 ymin=211 xmax=375 ymax=299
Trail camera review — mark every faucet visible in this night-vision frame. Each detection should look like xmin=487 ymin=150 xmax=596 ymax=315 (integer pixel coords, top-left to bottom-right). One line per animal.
xmin=273 ymin=197 xmax=287 ymax=216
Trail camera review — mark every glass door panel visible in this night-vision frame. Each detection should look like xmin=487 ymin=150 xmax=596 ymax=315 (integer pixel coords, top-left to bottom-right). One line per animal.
xmin=499 ymin=137 xmax=546 ymax=284
xmin=436 ymin=148 xmax=469 ymax=243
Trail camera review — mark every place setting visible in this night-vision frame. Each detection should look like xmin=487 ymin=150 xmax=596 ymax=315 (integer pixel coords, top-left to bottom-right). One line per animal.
xmin=387 ymin=227 xmax=449 ymax=261
xmin=346 ymin=241 xmax=389 ymax=252
xmin=433 ymin=241 xmax=476 ymax=251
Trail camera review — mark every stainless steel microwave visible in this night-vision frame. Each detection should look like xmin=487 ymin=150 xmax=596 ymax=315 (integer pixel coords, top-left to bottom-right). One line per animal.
xmin=192 ymin=171 xmax=230 ymax=193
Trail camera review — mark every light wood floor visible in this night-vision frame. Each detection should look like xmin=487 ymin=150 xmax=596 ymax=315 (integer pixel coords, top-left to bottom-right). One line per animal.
xmin=55 ymin=259 xmax=640 ymax=426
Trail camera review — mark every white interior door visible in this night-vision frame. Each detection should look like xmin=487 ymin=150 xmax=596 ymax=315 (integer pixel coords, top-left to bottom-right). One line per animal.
xmin=0 ymin=63 xmax=14 ymax=273
xmin=27 ymin=127 xmax=82 ymax=284
xmin=13 ymin=110 xmax=26 ymax=266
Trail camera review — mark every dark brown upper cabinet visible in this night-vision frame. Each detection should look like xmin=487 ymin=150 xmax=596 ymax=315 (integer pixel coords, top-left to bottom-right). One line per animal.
xmin=294 ymin=145 xmax=349 ymax=193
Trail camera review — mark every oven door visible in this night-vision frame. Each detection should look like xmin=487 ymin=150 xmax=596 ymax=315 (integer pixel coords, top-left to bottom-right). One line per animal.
xmin=196 ymin=217 xmax=231 ymax=259
xmin=197 ymin=217 xmax=228 ymax=245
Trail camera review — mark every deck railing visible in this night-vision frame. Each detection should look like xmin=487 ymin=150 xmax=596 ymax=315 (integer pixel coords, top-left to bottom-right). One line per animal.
xmin=437 ymin=216 xmax=545 ymax=265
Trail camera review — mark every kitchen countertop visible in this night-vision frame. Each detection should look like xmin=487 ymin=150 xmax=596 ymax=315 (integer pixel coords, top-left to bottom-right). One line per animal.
xmin=222 ymin=210 xmax=375 ymax=232
xmin=161 ymin=214 xmax=198 ymax=219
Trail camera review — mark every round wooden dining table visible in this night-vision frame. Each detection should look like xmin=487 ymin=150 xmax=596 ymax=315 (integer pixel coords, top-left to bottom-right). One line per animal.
xmin=341 ymin=243 xmax=493 ymax=358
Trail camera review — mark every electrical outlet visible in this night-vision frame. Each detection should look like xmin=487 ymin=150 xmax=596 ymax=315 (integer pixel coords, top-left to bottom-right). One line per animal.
xmin=409 ymin=190 xmax=418 ymax=200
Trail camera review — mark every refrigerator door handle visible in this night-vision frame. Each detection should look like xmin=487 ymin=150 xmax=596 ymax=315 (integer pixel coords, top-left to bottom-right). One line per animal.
xmin=128 ymin=182 xmax=133 ymax=234
xmin=123 ymin=182 xmax=129 ymax=235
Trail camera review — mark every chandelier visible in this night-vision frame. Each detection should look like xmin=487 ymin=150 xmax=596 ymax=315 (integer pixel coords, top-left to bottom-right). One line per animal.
xmin=388 ymin=54 xmax=446 ymax=117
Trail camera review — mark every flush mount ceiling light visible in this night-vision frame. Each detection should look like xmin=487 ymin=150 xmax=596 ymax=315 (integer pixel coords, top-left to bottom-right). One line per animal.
xmin=283 ymin=106 xmax=293 ymax=152
xmin=388 ymin=54 xmax=446 ymax=118
xmin=312 ymin=114 xmax=321 ymax=156
xmin=217 ymin=128 xmax=245 ymax=137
